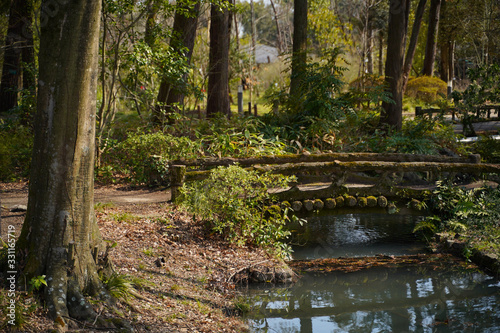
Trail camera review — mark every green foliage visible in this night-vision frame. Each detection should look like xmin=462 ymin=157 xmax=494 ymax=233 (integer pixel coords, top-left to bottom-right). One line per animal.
xmin=342 ymin=115 xmax=463 ymax=155
xmin=426 ymin=182 xmax=500 ymax=254
xmin=262 ymin=49 xmax=354 ymax=151
xmin=413 ymin=216 xmax=440 ymax=235
xmin=0 ymin=122 xmax=33 ymax=181
xmin=472 ymin=135 xmax=500 ymax=163
xmin=452 ymin=64 xmax=500 ymax=133
xmin=347 ymin=74 xmax=392 ymax=110
xmin=99 ymin=116 xmax=288 ymax=184
xmin=103 ymin=273 xmax=137 ymax=301
xmin=453 ymin=64 xmax=500 ymax=114
xmin=101 ymin=131 xmax=202 ymax=184
xmin=28 ymin=275 xmax=47 ymax=292
xmin=405 ymin=76 xmax=447 ymax=104
xmin=178 ymin=165 xmax=297 ymax=258
xmin=199 ymin=121 xmax=286 ymax=158
xmin=111 ymin=212 xmax=139 ymax=223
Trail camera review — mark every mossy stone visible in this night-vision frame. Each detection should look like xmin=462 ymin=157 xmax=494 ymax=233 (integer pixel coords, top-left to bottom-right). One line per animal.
xmin=335 ymin=196 xmax=345 ymax=207
xmin=345 ymin=196 xmax=357 ymax=207
xmin=304 ymin=200 xmax=314 ymax=211
xmin=325 ymin=198 xmax=336 ymax=209
xmin=377 ymin=196 xmax=388 ymax=207
xmin=367 ymin=196 xmax=378 ymax=207
xmin=291 ymin=201 xmax=303 ymax=212
xmin=313 ymin=199 xmax=324 ymax=210
xmin=357 ymin=197 xmax=367 ymax=208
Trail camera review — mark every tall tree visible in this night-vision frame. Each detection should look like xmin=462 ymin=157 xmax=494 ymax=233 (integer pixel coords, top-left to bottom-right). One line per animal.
xmin=207 ymin=0 xmax=232 ymax=118
xmin=422 ymin=0 xmax=441 ymax=76
xmin=17 ymin=0 xmax=104 ymax=326
xmin=402 ymin=0 xmax=428 ymax=92
xmin=438 ymin=0 xmax=454 ymax=89
xmin=0 ymin=0 xmax=33 ymax=113
xmin=153 ymin=0 xmax=200 ymax=125
xmin=380 ymin=0 xmax=410 ymax=131
xmin=289 ymin=0 xmax=308 ymax=98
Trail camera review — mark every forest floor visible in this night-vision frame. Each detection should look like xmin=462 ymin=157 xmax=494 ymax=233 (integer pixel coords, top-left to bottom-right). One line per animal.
xmin=1 ymin=182 xmax=289 ymax=332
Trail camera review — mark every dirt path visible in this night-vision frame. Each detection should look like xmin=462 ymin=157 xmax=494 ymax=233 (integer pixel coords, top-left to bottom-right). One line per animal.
xmin=1 ymin=183 xmax=171 ymax=208
xmin=1 ymin=183 xmax=171 ymax=239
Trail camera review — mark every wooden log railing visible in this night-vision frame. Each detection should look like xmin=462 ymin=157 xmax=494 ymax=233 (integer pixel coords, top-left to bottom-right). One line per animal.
xmin=415 ymin=105 xmax=500 ymax=121
xmin=169 ymin=153 xmax=500 ymax=202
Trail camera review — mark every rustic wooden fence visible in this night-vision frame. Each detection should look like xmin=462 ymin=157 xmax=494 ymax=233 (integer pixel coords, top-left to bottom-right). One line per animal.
xmin=415 ymin=105 xmax=500 ymax=120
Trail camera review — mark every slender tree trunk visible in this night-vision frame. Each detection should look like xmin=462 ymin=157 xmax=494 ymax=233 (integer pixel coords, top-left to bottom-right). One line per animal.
xmin=289 ymin=0 xmax=308 ymax=98
xmin=381 ymin=0 xmax=410 ymax=131
xmin=366 ymin=25 xmax=374 ymax=74
xmin=0 ymin=0 xmax=25 ymax=112
xmin=378 ymin=30 xmax=384 ymax=76
xmin=440 ymin=41 xmax=449 ymax=82
xmin=153 ymin=0 xmax=200 ymax=125
xmin=17 ymin=0 xmax=104 ymax=326
xmin=20 ymin=0 xmax=35 ymax=93
xmin=402 ymin=0 xmax=427 ymax=93
xmin=207 ymin=0 xmax=231 ymax=118
xmin=422 ymin=0 xmax=441 ymax=76
xmin=270 ymin=0 xmax=283 ymax=54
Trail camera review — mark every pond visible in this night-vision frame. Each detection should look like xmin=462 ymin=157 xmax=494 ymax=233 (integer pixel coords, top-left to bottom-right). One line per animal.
xmin=242 ymin=212 xmax=500 ymax=332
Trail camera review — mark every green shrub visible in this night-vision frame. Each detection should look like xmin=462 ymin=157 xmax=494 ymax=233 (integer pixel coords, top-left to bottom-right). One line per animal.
xmin=472 ymin=135 xmax=500 ymax=163
xmin=101 ymin=131 xmax=201 ymax=184
xmin=178 ymin=165 xmax=297 ymax=258
xmin=0 ymin=125 xmax=33 ymax=181
xmin=405 ymin=76 xmax=447 ymax=104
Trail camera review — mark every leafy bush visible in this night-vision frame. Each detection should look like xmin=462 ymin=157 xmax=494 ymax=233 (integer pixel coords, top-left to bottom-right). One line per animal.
xmin=0 ymin=124 xmax=33 ymax=181
xmin=178 ymin=165 xmax=297 ymax=258
xmin=101 ymin=131 xmax=202 ymax=184
xmin=405 ymin=76 xmax=447 ymax=104
xmin=418 ymin=182 xmax=500 ymax=253
xmin=453 ymin=64 xmax=500 ymax=114
xmin=472 ymin=135 xmax=500 ymax=163
xmin=341 ymin=115 xmax=464 ymax=155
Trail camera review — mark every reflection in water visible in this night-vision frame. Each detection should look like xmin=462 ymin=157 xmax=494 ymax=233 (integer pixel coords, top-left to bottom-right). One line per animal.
xmin=245 ymin=266 xmax=500 ymax=332
xmin=244 ymin=213 xmax=500 ymax=332
xmin=291 ymin=213 xmax=427 ymax=259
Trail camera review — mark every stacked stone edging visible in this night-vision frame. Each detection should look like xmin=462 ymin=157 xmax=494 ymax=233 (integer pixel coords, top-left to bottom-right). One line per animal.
xmin=283 ymin=195 xmax=391 ymax=213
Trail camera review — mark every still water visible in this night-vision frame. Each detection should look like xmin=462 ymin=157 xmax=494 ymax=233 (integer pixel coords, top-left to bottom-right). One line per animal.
xmin=243 ymin=213 xmax=500 ymax=332
xmin=290 ymin=212 xmax=427 ymax=259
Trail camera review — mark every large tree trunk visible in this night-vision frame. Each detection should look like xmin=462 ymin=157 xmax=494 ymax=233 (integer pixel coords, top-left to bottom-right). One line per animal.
xmin=17 ymin=0 xmax=104 ymax=326
xmin=402 ymin=0 xmax=428 ymax=93
xmin=380 ymin=0 xmax=410 ymax=131
xmin=422 ymin=0 xmax=441 ymax=76
xmin=152 ymin=0 xmax=200 ymax=125
xmin=289 ymin=0 xmax=308 ymax=98
xmin=206 ymin=0 xmax=231 ymax=118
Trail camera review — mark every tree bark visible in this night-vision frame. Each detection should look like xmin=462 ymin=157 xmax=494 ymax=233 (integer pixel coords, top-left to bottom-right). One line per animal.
xmin=270 ymin=0 xmax=283 ymax=54
xmin=0 ymin=0 xmax=26 ymax=112
xmin=206 ymin=0 xmax=232 ymax=118
xmin=152 ymin=0 xmax=200 ymax=125
xmin=17 ymin=0 xmax=104 ymax=326
xmin=438 ymin=0 xmax=454 ymax=89
xmin=289 ymin=0 xmax=308 ymax=98
xmin=402 ymin=0 xmax=428 ymax=93
xmin=422 ymin=0 xmax=441 ymax=76
xmin=381 ymin=0 xmax=410 ymax=131
xmin=378 ymin=30 xmax=384 ymax=76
